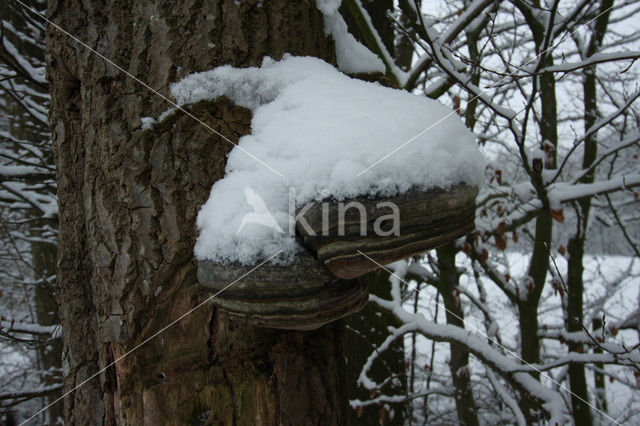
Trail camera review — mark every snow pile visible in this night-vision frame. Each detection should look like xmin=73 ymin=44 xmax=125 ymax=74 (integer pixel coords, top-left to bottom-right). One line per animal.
xmin=315 ymin=0 xmax=385 ymax=74
xmin=166 ymin=56 xmax=484 ymax=264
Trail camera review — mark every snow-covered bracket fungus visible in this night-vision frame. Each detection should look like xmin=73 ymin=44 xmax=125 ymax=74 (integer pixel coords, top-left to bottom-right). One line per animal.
xmin=145 ymin=56 xmax=484 ymax=330
xmin=297 ymin=185 xmax=478 ymax=280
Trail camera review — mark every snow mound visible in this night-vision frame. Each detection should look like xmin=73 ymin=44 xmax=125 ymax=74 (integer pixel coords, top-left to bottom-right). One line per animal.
xmin=168 ymin=56 xmax=484 ymax=265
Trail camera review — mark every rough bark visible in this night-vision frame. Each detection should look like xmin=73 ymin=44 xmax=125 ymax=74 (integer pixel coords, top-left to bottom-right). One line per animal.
xmin=47 ymin=0 xmax=353 ymax=424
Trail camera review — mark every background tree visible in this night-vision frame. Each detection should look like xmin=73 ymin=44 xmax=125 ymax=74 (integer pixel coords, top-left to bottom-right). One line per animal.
xmin=350 ymin=0 xmax=640 ymax=424
xmin=0 ymin=0 xmax=61 ymax=423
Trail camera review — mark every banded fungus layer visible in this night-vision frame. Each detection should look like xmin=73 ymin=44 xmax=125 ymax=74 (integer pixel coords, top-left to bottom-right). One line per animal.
xmin=298 ymin=184 xmax=478 ymax=279
xmin=197 ymin=184 xmax=477 ymax=330
xmin=197 ymin=251 xmax=368 ymax=331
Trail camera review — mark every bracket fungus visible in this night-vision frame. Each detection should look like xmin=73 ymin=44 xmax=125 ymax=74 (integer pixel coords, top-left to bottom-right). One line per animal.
xmin=150 ymin=56 xmax=484 ymax=330
xmin=297 ymin=184 xmax=478 ymax=280
xmin=197 ymin=251 xmax=368 ymax=330
xmin=197 ymin=184 xmax=477 ymax=329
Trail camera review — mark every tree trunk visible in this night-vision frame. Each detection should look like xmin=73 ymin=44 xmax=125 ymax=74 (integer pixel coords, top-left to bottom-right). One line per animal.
xmin=345 ymin=270 xmax=407 ymax=425
xmin=47 ymin=1 xmax=352 ymax=423
xmin=32 ymin=232 xmax=63 ymax=424
xmin=566 ymin=235 xmax=593 ymax=426
xmin=436 ymin=244 xmax=479 ymax=426
xmin=565 ymin=3 xmax=612 ymax=423
xmin=592 ymin=318 xmax=608 ymax=412
xmin=515 ymin=3 xmax=559 ymax=370
xmin=516 ymin=24 xmax=557 ymax=422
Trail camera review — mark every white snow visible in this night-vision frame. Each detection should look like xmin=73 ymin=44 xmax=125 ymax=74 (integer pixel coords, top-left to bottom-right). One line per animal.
xmin=140 ymin=116 xmax=156 ymax=130
xmin=0 ymin=320 xmax=58 ymax=336
xmin=315 ymin=0 xmax=386 ymax=74
xmin=0 ymin=165 xmax=44 ymax=177
xmin=165 ymin=56 xmax=484 ymax=264
xmin=362 ymin=253 xmax=640 ymax=424
xmin=528 ymin=145 xmax=546 ymax=166
xmin=512 ymin=181 xmax=533 ymax=203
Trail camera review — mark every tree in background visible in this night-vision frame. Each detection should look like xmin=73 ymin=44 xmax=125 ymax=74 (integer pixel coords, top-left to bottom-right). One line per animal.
xmin=349 ymin=0 xmax=640 ymax=424
xmin=0 ymin=0 xmax=61 ymax=423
